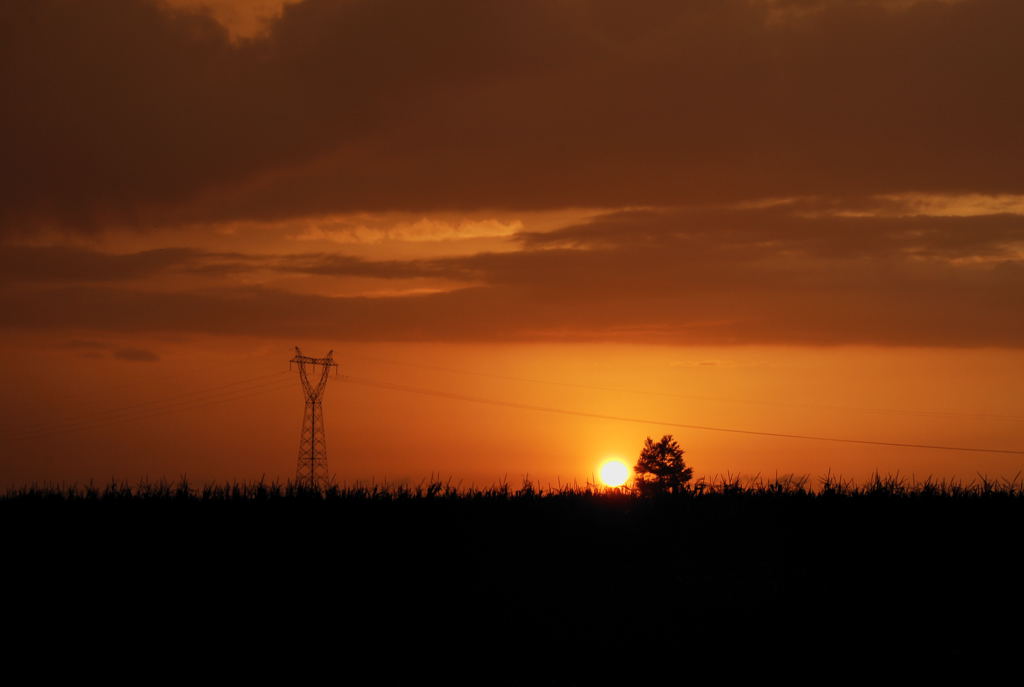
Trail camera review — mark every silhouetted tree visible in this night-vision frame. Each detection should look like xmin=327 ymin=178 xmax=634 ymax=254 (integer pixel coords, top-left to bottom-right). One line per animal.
xmin=633 ymin=435 xmax=693 ymax=495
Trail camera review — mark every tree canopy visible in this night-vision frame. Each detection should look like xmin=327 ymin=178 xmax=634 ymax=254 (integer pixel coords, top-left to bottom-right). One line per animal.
xmin=633 ymin=435 xmax=693 ymax=495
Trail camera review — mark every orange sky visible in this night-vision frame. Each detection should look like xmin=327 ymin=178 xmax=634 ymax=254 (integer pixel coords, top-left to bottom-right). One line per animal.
xmin=1 ymin=0 xmax=1022 ymax=488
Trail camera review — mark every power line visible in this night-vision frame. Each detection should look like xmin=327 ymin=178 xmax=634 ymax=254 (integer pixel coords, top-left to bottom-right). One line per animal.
xmin=345 ymin=353 xmax=1024 ymax=422
xmin=28 ymin=352 xmax=290 ymax=409
xmin=6 ymin=377 xmax=295 ymax=442
xmin=10 ymin=370 xmax=291 ymax=436
xmin=7 ymin=364 xmax=1022 ymax=457
xmin=342 ymin=375 xmax=1024 ymax=456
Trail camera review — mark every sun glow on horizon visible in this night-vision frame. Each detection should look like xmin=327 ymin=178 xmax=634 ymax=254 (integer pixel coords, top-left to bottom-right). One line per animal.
xmin=598 ymin=458 xmax=630 ymax=488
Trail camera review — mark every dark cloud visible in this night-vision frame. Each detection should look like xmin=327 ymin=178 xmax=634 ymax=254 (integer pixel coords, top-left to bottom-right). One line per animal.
xmin=517 ymin=204 xmax=1024 ymax=259
xmin=53 ymin=338 xmax=160 ymax=361
xmin=273 ymin=253 xmax=459 ymax=280
xmin=0 ymin=243 xmax=454 ymax=284
xmin=112 ymin=347 xmax=160 ymax=362
xmin=0 ymin=242 xmax=460 ymax=285
xmin=0 ymin=246 xmax=205 ymax=283
xmin=1 ymin=260 xmax=1020 ymax=346
xmin=2 ymin=203 xmax=1022 ymax=346
xmin=62 ymin=339 xmax=110 ymax=349
xmin=0 ymin=244 xmax=268 ymax=284
xmin=3 ymin=0 xmax=1024 ymax=231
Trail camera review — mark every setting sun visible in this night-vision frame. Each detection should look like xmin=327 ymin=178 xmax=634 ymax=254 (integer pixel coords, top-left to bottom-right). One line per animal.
xmin=599 ymin=459 xmax=630 ymax=488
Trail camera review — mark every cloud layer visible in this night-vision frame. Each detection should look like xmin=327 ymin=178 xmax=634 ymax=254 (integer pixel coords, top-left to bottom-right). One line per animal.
xmin=2 ymin=1 xmax=1021 ymax=346
xmin=4 ymin=0 xmax=1024 ymax=231
xmin=3 ymin=201 xmax=1022 ymax=345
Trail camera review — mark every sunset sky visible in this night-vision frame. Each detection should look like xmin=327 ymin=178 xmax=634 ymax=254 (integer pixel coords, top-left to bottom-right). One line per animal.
xmin=2 ymin=0 xmax=1023 ymax=488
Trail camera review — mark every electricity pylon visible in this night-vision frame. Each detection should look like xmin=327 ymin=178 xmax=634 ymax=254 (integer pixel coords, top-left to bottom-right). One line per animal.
xmin=290 ymin=347 xmax=337 ymax=490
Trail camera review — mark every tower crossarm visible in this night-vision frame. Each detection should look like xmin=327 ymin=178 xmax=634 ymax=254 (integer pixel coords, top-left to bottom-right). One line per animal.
xmin=291 ymin=347 xmax=338 ymax=401
xmin=290 ymin=346 xmax=338 ymax=368
xmin=291 ymin=355 xmax=338 ymax=367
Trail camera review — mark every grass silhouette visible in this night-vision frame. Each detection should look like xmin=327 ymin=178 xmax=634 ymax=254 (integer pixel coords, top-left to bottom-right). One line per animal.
xmin=4 ymin=473 xmax=1020 ymax=670
xmin=5 ymin=470 xmax=1022 ymax=500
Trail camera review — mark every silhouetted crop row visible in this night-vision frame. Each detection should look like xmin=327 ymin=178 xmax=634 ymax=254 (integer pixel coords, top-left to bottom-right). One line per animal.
xmin=4 ymin=470 xmax=1021 ymax=669
xmin=4 ymin=471 xmax=1022 ymax=502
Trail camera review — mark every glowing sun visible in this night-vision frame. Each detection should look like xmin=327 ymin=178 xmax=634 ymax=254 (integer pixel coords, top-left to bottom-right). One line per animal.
xmin=599 ymin=459 xmax=630 ymax=487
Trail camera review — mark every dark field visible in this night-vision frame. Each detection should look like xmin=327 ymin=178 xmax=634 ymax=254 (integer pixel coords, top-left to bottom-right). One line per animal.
xmin=4 ymin=476 xmax=1021 ymax=674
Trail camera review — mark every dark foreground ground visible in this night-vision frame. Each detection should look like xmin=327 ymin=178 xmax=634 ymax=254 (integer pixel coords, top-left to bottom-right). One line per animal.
xmin=3 ymin=478 xmax=1021 ymax=676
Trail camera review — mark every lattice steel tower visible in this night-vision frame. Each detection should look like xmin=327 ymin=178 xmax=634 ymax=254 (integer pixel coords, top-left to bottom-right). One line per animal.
xmin=290 ymin=347 xmax=337 ymax=489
